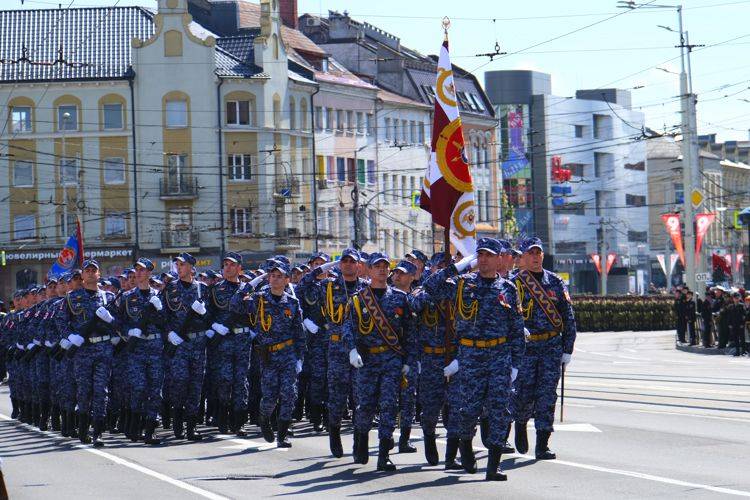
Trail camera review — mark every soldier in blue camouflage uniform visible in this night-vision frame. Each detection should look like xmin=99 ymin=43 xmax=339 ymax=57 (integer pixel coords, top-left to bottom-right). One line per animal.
xmin=390 ymin=260 xmax=419 ymax=455
xmin=233 ymin=260 xmax=305 ymax=448
xmin=20 ymin=287 xmax=42 ymax=425
xmin=118 ymin=258 xmax=166 ymax=445
xmin=55 ymin=259 xmax=119 ymax=447
xmin=45 ymin=277 xmax=69 ymax=433
xmin=344 ymin=252 xmax=417 ymax=472
xmin=163 ymin=252 xmax=210 ymax=441
xmin=294 ymin=252 xmax=333 ymax=433
xmin=56 ymin=271 xmax=83 ymax=438
xmin=108 ymin=272 xmax=132 ymax=435
xmin=424 ymin=238 xmax=526 ymax=481
xmin=510 ymin=237 xmax=576 ymax=460
xmin=4 ymin=290 xmax=26 ymax=421
xmin=206 ymin=252 xmax=251 ymax=436
xmin=33 ymin=280 xmax=61 ymax=430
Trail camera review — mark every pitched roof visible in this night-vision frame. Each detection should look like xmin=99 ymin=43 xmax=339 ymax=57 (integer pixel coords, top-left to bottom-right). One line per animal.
xmin=236 ymin=1 xmax=326 ymax=57
xmin=0 ymin=6 xmax=264 ymax=82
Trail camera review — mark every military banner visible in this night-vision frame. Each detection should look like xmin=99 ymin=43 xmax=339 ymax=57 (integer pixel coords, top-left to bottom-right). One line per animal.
xmin=694 ymin=212 xmax=715 ymax=256
xmin=661 ymin=213 xmax=685 ymax=266
xmin=419 ymin=26 xmax=476 ymax=257
xmin=47 ymin=217 xmax=84 ymax=279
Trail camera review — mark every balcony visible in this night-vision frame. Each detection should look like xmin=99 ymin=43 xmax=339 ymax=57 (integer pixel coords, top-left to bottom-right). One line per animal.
xmin=159 ymin=177 xmax=199 ymax=200
xmin=161 ymin=229 xmax=200 ymax=253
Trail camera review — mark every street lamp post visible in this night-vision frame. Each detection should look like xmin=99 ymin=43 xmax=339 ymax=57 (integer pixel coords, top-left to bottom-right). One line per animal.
xmin=61 ymin=112 xmax=70 ymax=237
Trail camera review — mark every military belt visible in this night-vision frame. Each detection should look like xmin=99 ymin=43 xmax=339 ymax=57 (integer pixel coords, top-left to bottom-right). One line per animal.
xmin=142 ymin=333 xmax=160 ymax=341
xmin=459 ymin=337 xmax=506 ymax=348
xmin=232 ymin=327 xmax=253 ymax=334
xmin=89 ymin=335 xmax=111 ymax=344
xmin=268 ymin=338 xmax=293 ymax=352
xmin=185 ymin=330 xmax=206 ymax=340
xmin=329 ymin=334 xmax=341 ymax=342
xmin=423 ymin=345 xmax=456 ymax=355
xmin=527 ymin=331 xmax=559 ymax=342
xmin=368 ymin=344 xmax=392 ymax=355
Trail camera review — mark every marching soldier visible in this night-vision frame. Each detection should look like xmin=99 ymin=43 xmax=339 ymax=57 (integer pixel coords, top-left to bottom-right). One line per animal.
xmin=118 ymin=258 xmax=166 ymax=444
xmin=163 ymin=253 xmax=211 ymax=441
xmin=511 ymin=237 xmax=576 ymax=461
xmin=344 ymin=252 xmax=417 ymax=472
xmin=424 ymin=238 xmax=525 ymax=481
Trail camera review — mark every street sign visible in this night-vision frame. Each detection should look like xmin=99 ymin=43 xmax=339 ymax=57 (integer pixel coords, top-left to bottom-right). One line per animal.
xmin=690 ymin=189 xmax=704 ymax=209
xmin=695 ymin=272 xmax=710 ymax=282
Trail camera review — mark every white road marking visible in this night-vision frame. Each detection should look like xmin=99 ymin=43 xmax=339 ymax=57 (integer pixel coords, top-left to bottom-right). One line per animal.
xmin=633 ymin=409 xmax=750 ymax=423
xmin=565 ymin=380 xmax=750 ymax=397
xmin=554 ymin=423 xmax=602 ymax=433
xmin=564 ymin=403 xmax=596 ymax=408
xmin=0 ymin=414 xmax=229 ymax=500
xmin=624 ymin=349 xmax=638 ymax=353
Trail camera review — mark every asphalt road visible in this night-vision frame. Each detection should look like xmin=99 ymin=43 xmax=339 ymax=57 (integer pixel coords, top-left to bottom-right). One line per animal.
xmin=2 ymin=330 xmax=749 ymax=499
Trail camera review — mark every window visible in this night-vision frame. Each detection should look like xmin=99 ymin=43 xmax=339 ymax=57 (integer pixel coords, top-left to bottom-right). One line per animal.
xmin=624 ymin=160 xmax=645 ymax=171
xmin=566 ymin=163 xmax=585 ymax=177
xmin=593 ymin=114 xmax=611 ymax=140
xmin=104 ymin=157 xmax=125 ymax=184
xmin=366 ymin=113 xmax=373 ymax=135
xmin=392 ymin=175 xmax=398 ymax=202
xmin=336 ymin=157 xmax=346 ymax=182
xmin=385 ymin=118 xmax=392 ymax=141
xmin=327 ymin=156 xmax=336 ymax=181
xmin=325 ymin=107 xmax=333 ymax=130
xmin=366 ymin=160 xmax=376 ymax=185
xmin=59 ymin=212 xmax=77 ymax=237
xmin=627 ymin=230 xmax=647 ymax=243
xmin=300 ymin=99 xmax=308 ymax=130
xmin=226 ymin=100 xmax=250 ymax=125
xmin=401 ymin=120 xmax=408 ymax=143
xmin=103 ymin=103 xmax=123 ymax=130
xmin=346 ymin=111 xmax=354 ymax=134
xmin=382 ymin=174 xmax=388 ymax=194
xmin=228 ymin=154 xmax=252 ymax=181
xmin=13 ymin=160 xmax=33 ymax=187
xmin=14 ymin=215 xmax=36 ymax=240
xmin=368 ymin=209 xmax=377 ymax=241
xmin=104 ymin=212 xmax=127 ymax=237
xmin=574 ymin=125 xmax=584 ymax=138
xmin=409 ymin=121 xmax=416 ymax=143
xmin=315 ymin=106 xmax=323 ymax=131
xmin=470 ymin=93 xmax=486 ymax=112
xmin=674 ymin=183 xmax=684 ymax=204
xmin=553 ymin=202 xmax=586 ymax=216
xmin=422 ymin=85 xmax=436 ymax=104
xmin=401 ymin=175 xmax=407 ymax=204
xmin=336 ymin=110 xmax=344 ymax=133
xmin=289 ymin=98 xmax=296 ymax=130
xmin=58 ymin=105 xmax=77 ymax=131
xmin=393 ymin=120 xmax=399 ymax=143
xmin=357 ymin=159 xmax=366 ymax=184
xmin=11 ymin=106 xmax=32 ymax=133
xmin=625 ymin=193 xmax=646 ymax=207
xmin=166 ymin=99 xmax=187 ymax=127
xmin=356 ymin=112 xmax=364 ymax=134
xmin=418 ymin=122 xmax=425 ymax=143
xmin=60 ymin=157 xmax=78 ymax=185
xmin=594 ymin=152 xmax=612 ymax=177
xmin=230 ymin=208 xmax=252 ymax=235
xmin=346 ymin=158 xmax=356 ymax=182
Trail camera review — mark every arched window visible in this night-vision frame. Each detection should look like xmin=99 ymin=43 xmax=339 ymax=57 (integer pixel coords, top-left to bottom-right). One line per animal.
xmin=289 ymin=97 xmax=296 ymax=130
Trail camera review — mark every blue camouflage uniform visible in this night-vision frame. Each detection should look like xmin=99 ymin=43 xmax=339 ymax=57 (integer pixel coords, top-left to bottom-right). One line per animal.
xmin=423 ymin=241 xmax=526 ymax=452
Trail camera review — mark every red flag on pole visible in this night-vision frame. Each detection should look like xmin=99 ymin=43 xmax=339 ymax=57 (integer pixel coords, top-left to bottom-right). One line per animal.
xmin=420 ymin=28 xmax=476 ymax=257
xmin=661 ymin=213 xmax=685 ymax=266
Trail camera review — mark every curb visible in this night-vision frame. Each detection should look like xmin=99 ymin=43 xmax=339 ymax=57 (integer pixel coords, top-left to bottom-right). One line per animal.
xmin=676 ymin=344 xmax=732 ymax=355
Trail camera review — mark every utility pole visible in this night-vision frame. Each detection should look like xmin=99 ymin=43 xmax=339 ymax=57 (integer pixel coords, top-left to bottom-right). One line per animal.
xmin=351 ymin=144 xmax=368 ymax=248
xmin=61 ymin=112 xmax=70 ymax=238
xmin=599 ymin=218 xmax=608 ymax=296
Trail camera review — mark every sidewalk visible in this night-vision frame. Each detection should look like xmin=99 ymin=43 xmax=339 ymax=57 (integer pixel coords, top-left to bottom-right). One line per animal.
xmin=676 ymin=343 xmax=735 ymax=355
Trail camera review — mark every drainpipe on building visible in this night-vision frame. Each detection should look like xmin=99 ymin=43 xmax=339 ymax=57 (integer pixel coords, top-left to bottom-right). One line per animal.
xmin=217 ymin=78 xmax=226 ymax=255
xmin=126 ymin=67 xmax=140 ymax=260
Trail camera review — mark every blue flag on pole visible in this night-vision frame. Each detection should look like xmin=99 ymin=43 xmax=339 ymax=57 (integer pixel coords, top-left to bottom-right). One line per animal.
xmin=48 ymin=218 xmax=84 ymax=280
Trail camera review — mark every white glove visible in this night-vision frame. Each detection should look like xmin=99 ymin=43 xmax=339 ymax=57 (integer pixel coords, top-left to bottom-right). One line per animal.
xmin=127 ymin=328 xmax=143 ymax=338
xmin=68 ymin=334 xmax=85 ymax=347
xmin=211 ymin=322 xmax=229 ymax=335
xmin=33 ymin=339 xmax=41 ymax=346
xmin=511 ymin=367 xmax=518 ymax=382
xmin=60 ymin=338 xmax=72 ymax=350
xmin=295 ymin=359 xmax=303 ymax=374
xmin=249 ymin=273 xmax=267 ymax=288
xmin=26 ymin=342 xmax=35 ymax=350
xmin=303 ymin=318 xmax=319 ymax=334
xmin=524 ymin=328 xmax=531 ymax=338
xmin=349 ymin=348 xmax=364 ymax=368
xmin=455 ymin=253 xmax=477 ymax=273
xmin=417 ymin=361 xmax=422 ymax=374
xmin=562 ymin=353 xmax=572 ymax=367
xmin=96 ymin=306 xmax=114 ymax=323
xmin=149 ymin=296 xmax=163 ymax=311
xmin=44 ymin=340 xmax=54 ymax=348
xmin=443 ymin=359 xmax=459 ymax=378
xmin=317 ymin=261 xmax=338 ymax=276
xmin=167 ymin=331 xmax=183 ymax=346
xmin=401 ymin=364 xmax=410 ymax=376
xmin=16 ymin=343 xmax=24 ymax=350
xmin=191 ymin=300 xmax=207 ymax=315
xmin=205 ymin=329 xmax=215 ymax=339
xmin=248 ymin=329 xmax=258 ymax=340
xmin=111 ymin=336 xmax=121 ymax=346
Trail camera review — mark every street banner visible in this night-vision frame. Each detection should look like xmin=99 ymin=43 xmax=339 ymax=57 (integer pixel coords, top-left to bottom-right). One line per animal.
xmin=661 ymin=213 xmax=685 ymax=266
xmin=591 ymin=253 xmax=602 ymax=274
xmin=606 ymin=253 xmax=617 ymax=274
xmin=419 ymin=27 xmax=476 ymax=257
xmin=657 ymin=254 xmax=667 ymax=276
xmin=47 ymin=218 xmax=84 ymax=279
xmin=670 ymin=253 xmax=679 ymax=273
xmin=694 ymin=213 xmax=715 ymax=256
xmin=735 ymin=253 xmax=744 ymax=272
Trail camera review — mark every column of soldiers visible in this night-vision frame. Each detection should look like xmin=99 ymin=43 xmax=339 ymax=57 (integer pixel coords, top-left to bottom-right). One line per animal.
xmin=0 ymin=236 xmax=577 ymax=480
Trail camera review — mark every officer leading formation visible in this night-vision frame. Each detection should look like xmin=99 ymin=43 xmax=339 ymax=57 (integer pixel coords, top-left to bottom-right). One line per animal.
xmin=0 ymin=236 xmax=576 ymax=481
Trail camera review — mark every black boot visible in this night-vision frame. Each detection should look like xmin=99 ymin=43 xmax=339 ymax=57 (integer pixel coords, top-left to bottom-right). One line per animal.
xmin=485 ymin=447 xmax=507 ymax=481
xmin=535 ymin=430 xmax=556 ymax=460
xmin=329 ymin=425 xmax=344 ymax=458
xmin=39 ymin=402 xmax=50 ymax=431
xmin=119 ymin=409 xmax=129 ymax=437
xmin=186 ymin=416 xmax=203 ymax=441
xmin=423 ymin=432 xmax=439 ymax=465
xmin=293 ymin=391 xmax=305 ymax=422
xmin=11 ymin=398 xmax=19 ymax=419
xmin=354 ymin=431 xmax=369 ymax=464
xmin=143 ymin=419 xmax=162 ymax=445
xmin=61 ymin=411 xmax=70 ymax=437
xmin=51 ymin=404 xmax=61 ymax=432
xmin=78 ymin=412 xmax=91 ymax=444
xmin=218 ymin=404 xmax=229 ymax=434
xmin=232 ymin=410 xmax=247 ymax=437
xmin=459 ymin=439 xmax=477 ymax=474
xmin=173 ymin=408 xmax=184 ymax=439
xmin=129 ymin=412 xmax=143 ymax=442
xmin=162 ymin=403 xmax=172 ymax=430
xmin=444 ymin=437 xmax=463 ymax=470
xmin=398 ymin=426 xmax=417 ymax=453
xmin=32 ymin=402 xmax=41 ymax=428
xmin=514 ymin=421 xmax=529 ymax=454
xmin=92 ymin=419 xmax=105 ymax=448
xmin=310 ymin=404 xmax=324 ymax=433
xmin=277 ymin=419 xmax=292 ymax=448
xmin=377 ymin=438 xmax=396 ymax=471
xmin=501 ymin=422 xmax=515 ymax=454
xmin=479 ymin=417 xmax=490 ymax=448
xmin=106 ymin=409 xmax=116 ymax=433
xmin=67 ymin=411 xmax=78 ymax=438
xmin=259 ymin=413 xmax=275 ymax=443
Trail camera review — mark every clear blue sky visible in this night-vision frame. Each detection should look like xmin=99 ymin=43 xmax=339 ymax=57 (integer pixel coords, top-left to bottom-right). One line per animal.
xmin=9 ymin=0 xmax=750 ymax=142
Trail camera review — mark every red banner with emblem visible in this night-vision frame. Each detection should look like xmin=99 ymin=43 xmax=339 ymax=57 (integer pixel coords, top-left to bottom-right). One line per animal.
xmin=694 ymin=213 xmax=715 ymax=257
xmin=591 ymin=253 xmax=602 ymax=274
xmin=661 ymin=213 xmax=685 ymax=266
xmin=606 ymin=253 xmax=617 ymax=274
